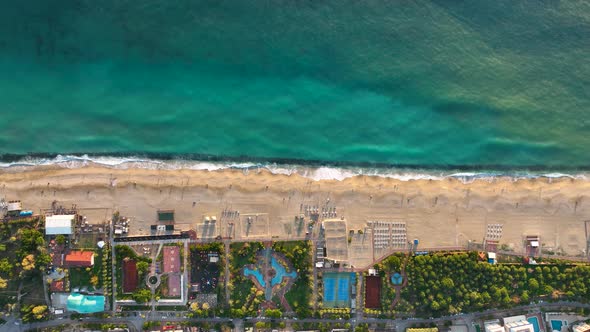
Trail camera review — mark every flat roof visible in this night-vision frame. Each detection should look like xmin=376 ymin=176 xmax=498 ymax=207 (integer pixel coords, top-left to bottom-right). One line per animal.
xmin=504 ymin=315 xmax=527 ymax=325
xmin=7 ymin=201 xmax=22 ymax=211
xmin=450 ymin=326 xmax=469 ymax=332
xmin=46 ymin=215 xmax=74 ymax=235
xmin=485 ymin=323 xmax=505 ymax=332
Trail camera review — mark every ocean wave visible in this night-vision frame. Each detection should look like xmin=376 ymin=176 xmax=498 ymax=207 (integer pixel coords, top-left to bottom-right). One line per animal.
xmin=0 ymin=154 xmax=588 ymax=183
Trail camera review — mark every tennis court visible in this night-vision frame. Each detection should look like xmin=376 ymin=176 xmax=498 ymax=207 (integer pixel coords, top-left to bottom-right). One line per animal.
xmin=365 ymin=276 xmax=381 ymax=308
xmin=323 ymin=272 xmax=353 ymax=308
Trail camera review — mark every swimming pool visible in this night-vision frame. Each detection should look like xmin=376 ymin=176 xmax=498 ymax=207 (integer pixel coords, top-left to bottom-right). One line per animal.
xmin=551 ymin=320 xmax=563 ymax=332
xmin=244 ymin=267 xmax=265 ymax=287
xmin=67 ymin=293 xmax=105 ymax=313
xmin=527 ymin=317 xmax=540 ymax=332
xmin=270 ymin=257 xmax=296 ymax=286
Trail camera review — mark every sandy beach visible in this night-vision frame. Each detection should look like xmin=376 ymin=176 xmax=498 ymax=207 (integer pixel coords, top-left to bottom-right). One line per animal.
xmin=0 ymin=165 xmax=588 ymax=268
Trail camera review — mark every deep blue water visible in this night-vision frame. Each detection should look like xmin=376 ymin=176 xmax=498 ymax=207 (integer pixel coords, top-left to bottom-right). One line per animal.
xmin=0 ymin=1 xmax=589 ymax=169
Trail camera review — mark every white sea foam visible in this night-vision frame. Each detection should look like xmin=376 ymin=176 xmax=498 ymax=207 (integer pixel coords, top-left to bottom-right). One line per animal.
xmin=0 ymin=154 xmax=587 ymax=183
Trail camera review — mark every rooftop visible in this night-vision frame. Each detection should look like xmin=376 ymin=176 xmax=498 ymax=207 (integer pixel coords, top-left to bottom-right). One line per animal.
xmin=45 ymin=214 xmax=75 ymax=235
xmin=64 ymin=251 xmax=94 ymax=267
xmin=50 ymin=279 xmax=65 ymax=292
xmin=572 ymin=323 xmax=590 ymax=332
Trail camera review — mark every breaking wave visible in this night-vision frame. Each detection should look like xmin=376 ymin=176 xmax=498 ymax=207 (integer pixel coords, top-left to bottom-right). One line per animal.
xmin=0 ymin=154 xmax=587 ymax=183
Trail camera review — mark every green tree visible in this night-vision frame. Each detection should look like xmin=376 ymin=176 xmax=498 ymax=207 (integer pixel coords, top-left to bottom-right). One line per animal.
xmin=55 ymin=235 xmax=66 ymax=245
xmin=0 ymin=277 xmax=7 ymax=289
xmin=521 ymin=290 xmax=530 ymax=303
xmin=19 ymin=228 xmax=45 ymax=252
xmin=36 ymin=253 xmax=51 ymax=268
xmin=441 ymin=277 xmax=455 ymax=289
xmin=543 ymin=285 xmax=553 ymax=295
xmin=265 ymin=308 xmax=282 ymax=318
xmin=0 ymin=258 xmax=13 ymax=275
xmin=136 ymin=261 xmax=149 ymax=274
xmin=132 ymin=289 xmax=152 ymax=303
xmin=431 ymin=300 xmax=440 ymax=311
xmin=529 ymin=278 xmax=539 ymax=293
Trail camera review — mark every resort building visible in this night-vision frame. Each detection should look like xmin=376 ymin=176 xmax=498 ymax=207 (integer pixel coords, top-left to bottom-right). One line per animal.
xmin=6 ymin=200 xmax=23 ymax=217
xmin=503 ymin=315 xmax=534 ymax=332
xmin=485 ymin=321 xmax=505 ymax=332
xmin=526 ymin=235 xmax=541 ymax=257
xmin=450 ymin=326 xmax=468 ymax=332
xmin=50 ymin=279 xmax=65 ymax=292
xmin=504 ymin=320 xmax=534 ymax=332
xmin=64 ymin=251 xmax=94 ymax=267
xmin=572 ymin=323 xmax=590 ymax=332
xmin=488 ymin=252 xmax=497 ymax=264
xmin=45 ymin=214 xmax=75 ymax=235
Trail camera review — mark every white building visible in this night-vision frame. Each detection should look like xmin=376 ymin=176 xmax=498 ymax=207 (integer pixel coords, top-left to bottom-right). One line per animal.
xmin=573 ymin=323 xmax=590 ymax=332
xmin=485 ymin=323 xmax=505 ymax=332
xmin=504 ymin=321 xmax=534 ymax=332
xmin=45 ymin=215 xmax=74 ymax=235
xmin=502 ymin=316 xmax=534 ymax=332
xmin=7 ymin=201 xmax=22 ymax=212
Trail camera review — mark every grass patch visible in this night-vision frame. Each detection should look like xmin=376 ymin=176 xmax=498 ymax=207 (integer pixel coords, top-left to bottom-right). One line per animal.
xmin=272 ymin=241 xmax=313 ymax=318
xmin=229 ymin=242 xmax=264 ymax=317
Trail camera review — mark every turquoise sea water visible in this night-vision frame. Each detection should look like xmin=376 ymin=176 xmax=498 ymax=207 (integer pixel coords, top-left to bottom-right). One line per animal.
xmin=0 ymin=1 xmax=589 ymax=169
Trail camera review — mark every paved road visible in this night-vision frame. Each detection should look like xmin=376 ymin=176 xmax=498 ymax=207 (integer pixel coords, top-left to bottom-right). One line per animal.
xmin=5 ymin=301 xmax=590 ymax=332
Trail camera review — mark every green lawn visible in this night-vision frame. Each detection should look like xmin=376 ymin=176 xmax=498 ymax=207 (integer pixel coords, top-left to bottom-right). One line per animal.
xmin=272 ymin=241 xmax=313 ymax=317
xmin=229 ymin=242 xmax=264 ymax=317
xmin=69 ymin=266 xmax=93 ymax=288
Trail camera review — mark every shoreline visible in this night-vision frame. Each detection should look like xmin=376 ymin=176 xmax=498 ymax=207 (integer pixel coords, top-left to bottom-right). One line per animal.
xmin=1 ymin=164 xmax=589 ymax=264
xmin=0 ymin=154 xmax=588 ymax=182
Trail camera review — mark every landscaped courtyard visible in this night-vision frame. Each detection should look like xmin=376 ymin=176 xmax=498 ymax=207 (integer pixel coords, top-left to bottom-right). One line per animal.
xmin=229 ymin=241 xmax=312 ymax=318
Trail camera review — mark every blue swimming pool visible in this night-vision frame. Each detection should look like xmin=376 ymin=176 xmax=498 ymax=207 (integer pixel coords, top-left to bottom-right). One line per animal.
xmin=244 ymin=267 xmax=265 ymax=287
xmin=270 ymin=257 xmax=296 ymax=286
xmin=551 ymin=320 xmax=563 ymax=332
xmin=67 ymin=293 xmax=105 ymax=313
xmin=527 ymin=317 xmax=540 ymax=332
xmin=391 ymin=272 xmax=403 ymax=285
